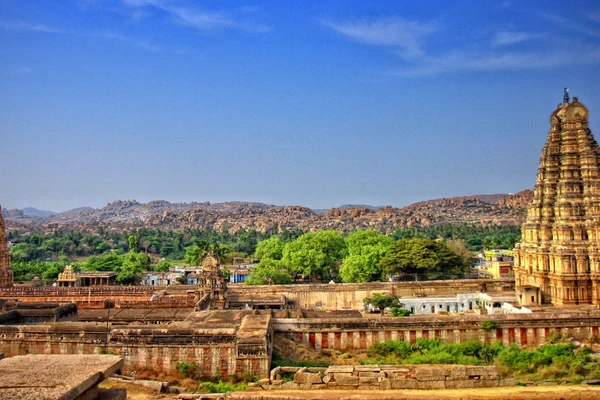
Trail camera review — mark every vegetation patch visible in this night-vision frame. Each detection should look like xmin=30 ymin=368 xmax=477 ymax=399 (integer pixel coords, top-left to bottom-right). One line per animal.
xmin=363 ymin=338 xmax=600 ymax=383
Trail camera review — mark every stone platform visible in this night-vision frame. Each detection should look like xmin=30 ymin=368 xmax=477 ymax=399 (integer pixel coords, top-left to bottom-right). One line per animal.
xmin=0 ymin=354 xmax=124 ymax=400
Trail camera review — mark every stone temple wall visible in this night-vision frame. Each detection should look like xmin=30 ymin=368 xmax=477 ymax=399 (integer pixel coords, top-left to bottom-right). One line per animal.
xmin=0 ymin=316 xmax=272 ymax=379
xmin=275 ymin=310 xmax=600 ymax=351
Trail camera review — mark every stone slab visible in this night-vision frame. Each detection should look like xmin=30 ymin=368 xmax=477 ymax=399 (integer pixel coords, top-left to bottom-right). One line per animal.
xmin=0 ymin=354 xmax=123 ymax=400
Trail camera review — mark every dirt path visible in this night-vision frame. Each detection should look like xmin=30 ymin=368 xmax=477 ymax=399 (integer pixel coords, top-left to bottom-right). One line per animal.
xmin=101 ymin=379 xmax=600 ymax=400
xmin=229 ymin=386 xmax=600 ymax=399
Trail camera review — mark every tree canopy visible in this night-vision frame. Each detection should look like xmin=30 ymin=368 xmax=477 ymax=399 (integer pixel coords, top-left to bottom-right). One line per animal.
xmin=281 ymin=230 xmax=346 ymax=280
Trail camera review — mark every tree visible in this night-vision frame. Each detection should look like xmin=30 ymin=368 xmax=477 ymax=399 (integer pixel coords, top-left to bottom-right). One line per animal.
xmin=128 ymin=235 xmax=140 ymax=254
xmin=364 ymin=293 xmax=402 ymax=316
xmin=379 ymin=238 xmax=468 ymax=280
xmin=246 ymin=259 xmax=293 ymax=285
xmin=117 ymin=253 xmax=150 ymax=284
xmin=281 ymin=230 xmax=346 ymax=280
xmin=154 ymin=260 xmax=171 ymax=272
xmin=339 ymin=230 xmax=393 ymax=282
xmin=184 ymin=241 xmax=209 ymax=265
xmin=254 ymin=236 xmax=284 ymax=260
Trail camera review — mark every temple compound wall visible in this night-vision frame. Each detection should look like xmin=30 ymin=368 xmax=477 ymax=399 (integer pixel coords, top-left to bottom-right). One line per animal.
xmin=514 ymin=96 xmax=600 ymax=306
xmin=0 ymin=311 xmax=273 ymax=379
xmin=275 ymin=310 xmax=600 ymax=351
xmin=230 ymin=279 xmax=514 ymax=311
xmin=0 ymin=279 xmax=515 ymax=311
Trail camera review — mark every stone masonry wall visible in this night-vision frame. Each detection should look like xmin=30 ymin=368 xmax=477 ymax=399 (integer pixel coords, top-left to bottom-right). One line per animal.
xmin=0 ymin=323 xmax=270 ymax=379
xmin=259 ymin=365 xmax=514 ymax=390
xmin=232 ymin=279 xmax=514 ymax=311
xmin=275 ymin=310 xmax=600 ymax=351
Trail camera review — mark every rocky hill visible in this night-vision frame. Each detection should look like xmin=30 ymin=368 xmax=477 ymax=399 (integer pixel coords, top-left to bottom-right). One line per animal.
xmin=3 ymin=191 xmax=533 ymax=234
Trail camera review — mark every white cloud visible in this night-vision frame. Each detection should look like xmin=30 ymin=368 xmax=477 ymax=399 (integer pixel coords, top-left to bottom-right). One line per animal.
xmin=121 ymin=0 xmax=271 ymax=33
xmin=394 ymin=44 xmax=600 ymax=76
xmin=321 ymin=17 xmax=438 ymax=60
xmin=492 ymin=31 xmax=538 ymax=46
xmin=0 ymin=19 xmax=63 ymax=33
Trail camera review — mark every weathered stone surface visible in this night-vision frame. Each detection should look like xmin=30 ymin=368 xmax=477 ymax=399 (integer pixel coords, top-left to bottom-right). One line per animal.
xmin=293 ymin=372 xmax=323 ymax=384
xmin=380 ymin=378 xmax=392 ymax=390
xmin=280 ymin=366 xmax=301 ymax=373
xmin=270 ymin=379 xmax=283 ymax=385
xmin=322 ymin=375 xmax=331 ymax=384
xmin=0 ymin=354 xmax=123 ymax=400
xmin=325 ymin=365 xmax=354 ymax=374
xmin=414 ymin=366 xmax=450 ymax=381
xmin=391 ymin=379 xmax=419 ymax=389
xmin=358 ymin=377 xmax=379 ymax=384
xmin=335 ymin=375 xmax=359 ymax=385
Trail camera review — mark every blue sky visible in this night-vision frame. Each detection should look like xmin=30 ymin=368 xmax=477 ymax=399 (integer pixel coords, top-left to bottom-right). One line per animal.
xmin=1 ymin=0 xmax=600 ymax=212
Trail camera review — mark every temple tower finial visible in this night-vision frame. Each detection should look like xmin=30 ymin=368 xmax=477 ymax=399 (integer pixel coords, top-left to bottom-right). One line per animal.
xmin=564 ymin=87 xmax=569 ymax=105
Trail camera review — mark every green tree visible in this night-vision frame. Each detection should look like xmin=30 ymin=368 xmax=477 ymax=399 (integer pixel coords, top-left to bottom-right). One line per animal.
xmin=154 ymin=260 xmax=171 ymax=272
xmin=128 ymin=235 xmax=140 ymax=253
xmin=281 ymin=230 xmax=346 ymax=281
xmin=254 ymin=236 xmax=284 ymax=260
xmin=379 ymin=238 xmax=468 ymax=280
xmin=185 ymin=241 xmax=209 ymax=265
xmin=246 ymin=259 xmax=293 ymax=285
xmin=339 ymin=230 xmax=393 ymax=282
xmin=117 ymin=253 xmax=150 ymax=284
xmin=364 ymin=293 xmax=402 ymax=316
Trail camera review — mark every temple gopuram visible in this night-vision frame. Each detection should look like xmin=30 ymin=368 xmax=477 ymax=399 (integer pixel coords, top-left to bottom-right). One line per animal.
xmin=0 ymin=206 xmax=14 ymax=288
xmin=514 ymin=94 xmax=600 ymax=306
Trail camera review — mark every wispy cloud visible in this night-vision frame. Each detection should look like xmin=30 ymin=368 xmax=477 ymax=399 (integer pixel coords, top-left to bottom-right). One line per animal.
xmin=0 ymin=18 xmax=64 ymax=33
xmin=492 ymin=31 xmax=539 ymax=46
xmin=0 ymin=18 xmax=161 ymax=52
xmin=4 ymin=65 xmax=33 ymax=76
xmin=321 ymin=17 xmax=437 ymax=60
xmin=393 ymin=44 xmax=600 ymax=76
xmin=121 ymin=0 xmax=271 ymax=33
xmin=589 ymin=9 xmax=600 ymax=23
xmin=535 ymin=10 xmax=600 ymax=38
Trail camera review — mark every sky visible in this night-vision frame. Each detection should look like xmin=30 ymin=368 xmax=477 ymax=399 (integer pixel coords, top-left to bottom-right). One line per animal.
xmin=1 ymin=0 xmax=600 ymax=212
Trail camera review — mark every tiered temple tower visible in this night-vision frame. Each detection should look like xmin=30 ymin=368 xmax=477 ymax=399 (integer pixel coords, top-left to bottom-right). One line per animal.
xmin=514 ymin=95 xmax=600 ymax=306
xmin=194 ymin=251 xmax=228 ymax=310
xmin=0 ymin=205 xmax=14 ymax=287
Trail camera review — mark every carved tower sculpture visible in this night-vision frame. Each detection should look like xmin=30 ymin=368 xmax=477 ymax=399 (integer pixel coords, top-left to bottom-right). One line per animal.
xmin=195 ymin=251 xmax=228 ymax=310
xmin=0 ymin=205 xmax=14 ymax=288
xmin=514 ymin=95 xmax=600 ymax=306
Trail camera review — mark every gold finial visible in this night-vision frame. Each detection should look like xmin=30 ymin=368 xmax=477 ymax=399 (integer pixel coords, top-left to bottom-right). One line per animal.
xmin=564 ymin=88 xmax=569 ymax=105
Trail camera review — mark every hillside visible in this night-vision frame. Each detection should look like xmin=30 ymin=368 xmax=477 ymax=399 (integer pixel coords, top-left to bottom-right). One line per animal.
xmin=3 ymin=190 xmax=533 ymax=234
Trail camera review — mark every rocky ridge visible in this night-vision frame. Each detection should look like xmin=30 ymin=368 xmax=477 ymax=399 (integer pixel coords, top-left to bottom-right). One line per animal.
xmin=3 ymin=191 xmax=533 ymax=234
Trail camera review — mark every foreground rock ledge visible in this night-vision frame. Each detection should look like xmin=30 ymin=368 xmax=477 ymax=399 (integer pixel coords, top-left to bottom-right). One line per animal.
xmin=0 ymin=354 xmax=124 ymax=400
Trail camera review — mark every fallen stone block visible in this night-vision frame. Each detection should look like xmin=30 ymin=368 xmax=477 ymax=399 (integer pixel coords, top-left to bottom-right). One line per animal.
xmin=270 ymin=379 xmax=283 ymax=385
xmin=391 ymin=379 xmax=419 ymax=390
xmin=417 ymin=380 xmax=446 ymax=390
xmin=294 ymin=371 xmax=323 ymax=384
xmin=325 ymin=365 xmax=354 ymax=374
xmin=380 ymin=378 xmax=392 ymax=390
xmin=358 ymin=377 xmax=379 ymax=384
xmin=335 ymin=375 xmax=359 ymax=385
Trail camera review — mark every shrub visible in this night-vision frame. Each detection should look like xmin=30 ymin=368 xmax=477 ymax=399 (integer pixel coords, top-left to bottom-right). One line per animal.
xmin=197 ymin=380 xmax=247 ymax=394
xmin=175 ymin=361 xmax=196 ymax=379
xmin=390 ymin=307 xmax=411 ymax=317
xmin=481 ymin=320 xmax=498 ymax=330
